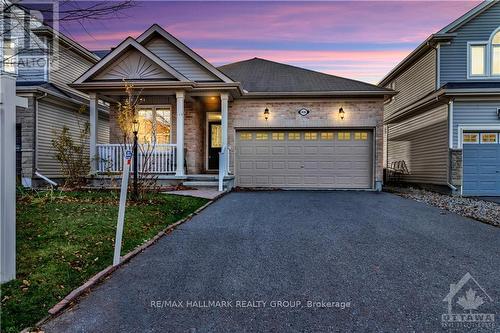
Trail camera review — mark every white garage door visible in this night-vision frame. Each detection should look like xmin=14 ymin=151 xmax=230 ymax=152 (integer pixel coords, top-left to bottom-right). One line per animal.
xmin=235 ymin=129 xmax=373 ymax=188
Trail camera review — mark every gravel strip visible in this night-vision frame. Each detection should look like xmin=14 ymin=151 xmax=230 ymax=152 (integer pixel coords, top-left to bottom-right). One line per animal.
xmin=386 ymin=187 xmax=500 ymax=227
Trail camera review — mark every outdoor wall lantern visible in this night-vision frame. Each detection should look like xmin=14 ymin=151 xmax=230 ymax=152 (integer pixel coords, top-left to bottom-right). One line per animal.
xmin=339 ymin=107 xmax=345 ymax=120
xmin=264 ymin=107 xmax=270 ymax=121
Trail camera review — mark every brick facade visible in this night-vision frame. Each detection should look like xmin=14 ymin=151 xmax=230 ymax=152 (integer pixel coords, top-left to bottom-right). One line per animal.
xmin=15 ymin=95 xmax=36 ymax=181
xmin=450 ymin=149 xmax=463 ymax=188
xmin=227 ymin=98 xmax=385 ymax=185
xmin=108 ymin=96 xmax=385 ymax=184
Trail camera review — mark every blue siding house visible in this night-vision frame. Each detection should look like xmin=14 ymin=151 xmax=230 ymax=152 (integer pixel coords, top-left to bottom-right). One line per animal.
xmin=380 ymin=1 xmax=500 ymax=196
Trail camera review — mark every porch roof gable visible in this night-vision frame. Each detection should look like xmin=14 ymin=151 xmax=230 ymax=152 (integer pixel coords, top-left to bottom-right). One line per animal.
xmin=74 ymin=37 xmax=190 ymax=84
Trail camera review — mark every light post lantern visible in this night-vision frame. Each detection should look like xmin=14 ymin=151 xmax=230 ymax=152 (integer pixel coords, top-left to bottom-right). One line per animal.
xmin=132 ymin=119 xmax=139 ymax=200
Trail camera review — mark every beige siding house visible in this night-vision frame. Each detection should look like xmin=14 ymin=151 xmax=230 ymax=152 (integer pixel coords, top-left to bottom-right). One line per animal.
xmin=73 ymin=24 xmax=395 ymax=190
xmin=380 ymin=1 xmax=500 ymax=196
xmin=5 ymin=6 xmax=110 ymax=186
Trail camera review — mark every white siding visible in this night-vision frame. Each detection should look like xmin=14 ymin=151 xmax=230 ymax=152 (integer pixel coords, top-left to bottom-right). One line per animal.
xmin=144 ymin=36 xmax=219 ymax=82
xmin=37 ymin=99 xmax=109 ymax=178
xmin=387 ymin=104 xmax=449 ymax=185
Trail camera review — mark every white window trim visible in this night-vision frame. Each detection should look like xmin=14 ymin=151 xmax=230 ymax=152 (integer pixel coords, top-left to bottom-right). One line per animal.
xmin=467 ymin=41 xmax=488 ymax=78
xmin=467 ymin=26 xmax=500 ymax=79
xmin=480 ymin=132 xmax=498 ymax=144
xmin=457 ymin=125 xmax=500 ymax=148
xmin=136 ymin=104 xmax=173 ymax=144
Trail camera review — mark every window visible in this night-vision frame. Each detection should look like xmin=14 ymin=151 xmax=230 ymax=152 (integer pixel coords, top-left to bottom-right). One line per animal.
xmin=470 ymin=44 xmax=486 ymax=76
xmin=304 ymin=132 xmax=318 ymax=140
xmin=240 ymin=132 xmax=252 ymax=140
xmin=136 ymin=106 xmax=172 ymax=144
xmin=1 ymin=38 xmax=16 ymax=74
xmin=288 ymin=132 xmax=301 ymax=140
xmin=480 ymin=133 xmax=498 ymax=143
xmin=320 ymin=132 xmax=334 ymax=140
xmin=492 ymin=31 xmax=500 ymax=75
xmin=338 ymin=132 xmax=351 ymax=140
xmin=354 ymin=132 xmax=368 ymax=140
xmin=256 ymin=132 xmax=269 ymax=140
xmin=272 ymin=132 xmax=285 ymax=140
xmin=463 ymin=133 xmax=479 ymax=144
xmin=211 ymin=124 xmax=222 ymax=148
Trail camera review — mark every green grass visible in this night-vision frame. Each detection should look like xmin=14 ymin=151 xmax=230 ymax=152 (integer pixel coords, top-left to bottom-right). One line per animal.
xmin=0 ymin=190 xmax=208 ymax=333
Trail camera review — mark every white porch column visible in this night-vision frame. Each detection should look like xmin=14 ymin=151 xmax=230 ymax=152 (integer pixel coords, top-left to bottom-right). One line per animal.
xmin=89 ymin=92 xmax=99 ymax=173
xmin=0 ymin=74 xmax=17 ymax=283
xmin=176 ymin=91 xmax=185 ymax=176
xmin=220 ymin=93 xmax=229 ymax=176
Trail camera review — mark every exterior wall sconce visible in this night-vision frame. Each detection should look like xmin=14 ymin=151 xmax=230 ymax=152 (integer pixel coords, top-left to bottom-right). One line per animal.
xmin=264 ymin=107 xmax=270 ymax=121
xmin=339 ymin=107 xmax=345 ymax=120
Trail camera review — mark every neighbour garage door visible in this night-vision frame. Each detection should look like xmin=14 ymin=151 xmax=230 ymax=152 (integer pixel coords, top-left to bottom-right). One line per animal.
xmin=235 ymin=129 xmax=373 ymax=188
xmin=462 ymin=132 xmax=500 ymax=196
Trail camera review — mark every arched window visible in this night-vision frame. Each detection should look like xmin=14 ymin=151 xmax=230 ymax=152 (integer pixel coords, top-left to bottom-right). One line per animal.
xmin=492 ymin=31 xmax=500 ymax=75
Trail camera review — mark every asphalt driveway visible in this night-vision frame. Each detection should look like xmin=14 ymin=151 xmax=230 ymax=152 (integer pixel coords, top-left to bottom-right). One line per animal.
xmin=42 ymin=191 xmax=499 ymax=332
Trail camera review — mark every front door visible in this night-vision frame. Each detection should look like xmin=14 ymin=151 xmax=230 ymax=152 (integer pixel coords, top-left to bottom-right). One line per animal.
xmin=208 ymin=122 xmax=222 ymax=170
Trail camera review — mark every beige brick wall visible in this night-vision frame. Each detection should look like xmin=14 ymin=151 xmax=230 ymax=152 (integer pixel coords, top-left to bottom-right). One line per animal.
xmin=227 ymin=98 xmax=385 ymax=185
xmin=108 ymin=96 xmax=385 ymax=183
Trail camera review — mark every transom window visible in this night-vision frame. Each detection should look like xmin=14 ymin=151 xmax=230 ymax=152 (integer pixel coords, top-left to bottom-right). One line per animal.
xmin=320 ymin=132 xmax=334 ymax=140
xmin=468 ymin=28 xmax=500 ymax=77
xmin=338 ymin=132 xmax=351 ymax=140
xmin=304 ymin=132 xmax=318 ymax=140
xmin=256 ymin=132 xmax=269 ymax=140
xmin=272 ymin=132 xmax=285 ymax=140
xmin=481 ymin=133 xmax=498 ymax=143
xmin=354 ymin=132 xmax=368 ymax=140
xmin=463 ymin=133 xmax=479 ymax=143
xmin=136 ymin=106 xmax=172 ymax=144
xmin=240 ymin=132 xmax=252 ymax=140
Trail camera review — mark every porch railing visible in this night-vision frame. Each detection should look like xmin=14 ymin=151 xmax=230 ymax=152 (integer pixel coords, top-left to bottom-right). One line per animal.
xmin=96 ymin=144 xmax=177 ymax=173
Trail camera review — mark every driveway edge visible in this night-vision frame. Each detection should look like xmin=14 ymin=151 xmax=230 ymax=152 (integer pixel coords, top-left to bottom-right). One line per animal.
xmin=31 ymin=191 xmax=227 ymax=331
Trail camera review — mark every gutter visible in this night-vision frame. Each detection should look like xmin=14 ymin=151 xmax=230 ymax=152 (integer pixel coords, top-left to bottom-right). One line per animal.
xmin=34 ymin=92 xmax=48 ymax=175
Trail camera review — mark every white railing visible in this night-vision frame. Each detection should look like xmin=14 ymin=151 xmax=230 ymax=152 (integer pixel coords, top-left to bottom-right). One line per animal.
xmin=218 ymin=145 xmax=229 ymax=191
xmin=97 ymin=144 xmax=177 ymax=173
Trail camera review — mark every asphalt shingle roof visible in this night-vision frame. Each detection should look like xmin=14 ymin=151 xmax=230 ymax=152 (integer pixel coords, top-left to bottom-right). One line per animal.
xmin=218 ymin=58 xmax=390 ymax=93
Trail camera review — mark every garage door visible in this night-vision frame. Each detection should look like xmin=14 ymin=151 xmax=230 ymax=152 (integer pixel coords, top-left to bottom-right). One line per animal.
xmin=463 ymin=132 xmax=500 ymax=196
xmin=235 ymin=129 xmax=373 ymax=188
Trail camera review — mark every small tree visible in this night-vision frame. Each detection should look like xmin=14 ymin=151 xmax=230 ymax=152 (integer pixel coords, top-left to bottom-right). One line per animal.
xmin=52 ymin=106 xmax=90 ymax=188
xmin=116 ymin=82 xmax=159 ymax=198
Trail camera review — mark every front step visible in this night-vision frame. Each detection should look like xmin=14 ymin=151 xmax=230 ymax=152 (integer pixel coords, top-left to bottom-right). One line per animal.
xmin=182 ymin=180 xmax=219 ymax=187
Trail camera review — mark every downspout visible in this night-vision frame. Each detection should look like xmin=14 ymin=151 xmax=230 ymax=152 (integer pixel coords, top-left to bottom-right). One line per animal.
xmin=447 ymin=99 xmax=457 ymax=194
xmin=34 ymin=92 xmax=47 ymax=179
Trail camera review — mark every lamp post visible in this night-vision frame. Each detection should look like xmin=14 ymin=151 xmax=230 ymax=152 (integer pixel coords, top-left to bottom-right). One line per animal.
xmin=132 ymin=119 xmax=139 ymax=200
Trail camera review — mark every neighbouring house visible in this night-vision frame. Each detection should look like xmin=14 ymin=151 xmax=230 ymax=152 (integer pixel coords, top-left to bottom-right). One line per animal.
xmin=1 ymin=4 xmax=109 ymax=187
xmin=380 ymin=0 xmax=500 ymax=196
xmin=72 ymin=24 xmax=395 ymax=190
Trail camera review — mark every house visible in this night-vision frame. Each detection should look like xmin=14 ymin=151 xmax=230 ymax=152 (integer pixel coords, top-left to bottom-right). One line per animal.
xmin=1 ymin=4 xmax=109 ymax=187
xmin=72 ymin=24 xmax=394 ymax=190
xmin=380 ymin=1 xmax=500 ymax=196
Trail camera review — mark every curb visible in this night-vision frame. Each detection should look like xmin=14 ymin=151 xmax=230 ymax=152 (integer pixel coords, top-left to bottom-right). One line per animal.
xmin=38 ymin=191 xmax=227 ymax=326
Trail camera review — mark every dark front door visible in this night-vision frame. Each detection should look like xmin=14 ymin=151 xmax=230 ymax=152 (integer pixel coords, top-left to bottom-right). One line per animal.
xmin=208 ymin=122 xmax=221 ymax=170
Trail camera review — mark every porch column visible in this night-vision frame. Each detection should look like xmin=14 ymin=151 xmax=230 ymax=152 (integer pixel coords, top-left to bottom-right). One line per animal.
xmin=176 ymin=91 xmax=185 ymax=176
xmin=220 ymin=92 xmax=229 ymax=176
xmin=89 ymin=92 xmax=99 ymax=173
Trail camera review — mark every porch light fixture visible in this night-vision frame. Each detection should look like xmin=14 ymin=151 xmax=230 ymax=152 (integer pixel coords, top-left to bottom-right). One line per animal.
xmin=339 ymin=107 xmax=345 ymax=120
xmin=264 ymin=107 xmax=270 ymax=121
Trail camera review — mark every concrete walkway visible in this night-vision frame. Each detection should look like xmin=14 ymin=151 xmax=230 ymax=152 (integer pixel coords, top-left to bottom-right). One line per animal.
xmin=42 ymin=191 xmax=500 ymax=332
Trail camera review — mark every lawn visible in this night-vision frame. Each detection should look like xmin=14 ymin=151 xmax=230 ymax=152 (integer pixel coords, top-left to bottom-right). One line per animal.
xmin=0 ymin=190 xmax=208 ymax=333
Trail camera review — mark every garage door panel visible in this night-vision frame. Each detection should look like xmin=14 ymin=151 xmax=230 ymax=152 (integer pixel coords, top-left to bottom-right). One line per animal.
xmin=236 ymin=130 xmax=373 ymax=188
xmin=462 ymin=137 xmax=500 ymax=196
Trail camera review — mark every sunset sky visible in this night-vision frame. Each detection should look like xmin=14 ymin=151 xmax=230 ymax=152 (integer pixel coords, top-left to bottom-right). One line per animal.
xmin=61 ymin=1 xmax=480 ymax=83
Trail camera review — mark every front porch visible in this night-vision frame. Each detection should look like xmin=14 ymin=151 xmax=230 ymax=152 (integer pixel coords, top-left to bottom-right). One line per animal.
xmin=87 ymin=90 xmax=232 ymax=189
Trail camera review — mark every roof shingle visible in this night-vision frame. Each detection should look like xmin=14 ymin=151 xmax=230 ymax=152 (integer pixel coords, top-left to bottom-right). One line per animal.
xmin=218 ymin=58 xmax=390 ymax=93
